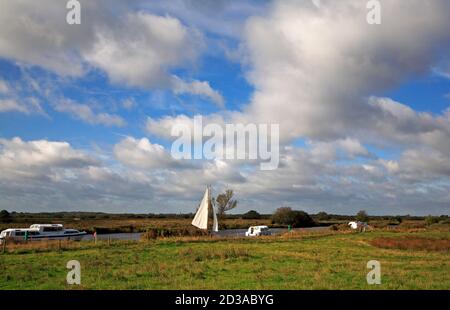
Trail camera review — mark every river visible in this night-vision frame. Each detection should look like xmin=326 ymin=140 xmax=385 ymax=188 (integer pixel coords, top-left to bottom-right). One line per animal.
xmin=82 ymin=226 xmax=329 ymax=241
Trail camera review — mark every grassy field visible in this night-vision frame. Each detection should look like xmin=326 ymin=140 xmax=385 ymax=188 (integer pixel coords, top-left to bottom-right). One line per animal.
xmin=1 ymin=227 xmax=449 ymax=290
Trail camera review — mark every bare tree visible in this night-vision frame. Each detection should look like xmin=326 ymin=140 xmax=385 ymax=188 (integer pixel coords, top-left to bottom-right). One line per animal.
xmin=213 ymin=189 xmax=237 ymax=220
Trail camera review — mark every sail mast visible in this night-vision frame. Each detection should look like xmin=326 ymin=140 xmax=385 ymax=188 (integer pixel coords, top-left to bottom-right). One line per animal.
xmin=211 ymin=186 xmax=219 ymax=232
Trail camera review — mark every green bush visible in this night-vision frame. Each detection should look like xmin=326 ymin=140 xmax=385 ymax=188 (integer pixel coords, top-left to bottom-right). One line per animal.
xmin=272 ymin=207 xmax=315 ymax=228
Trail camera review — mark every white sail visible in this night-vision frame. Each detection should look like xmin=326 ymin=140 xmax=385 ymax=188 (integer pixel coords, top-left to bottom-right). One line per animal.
xmin=191 ymin=188 xmax=209 ymax=230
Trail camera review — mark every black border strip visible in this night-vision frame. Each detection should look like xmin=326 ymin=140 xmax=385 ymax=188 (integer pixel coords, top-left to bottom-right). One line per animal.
xmin=0 ymin=290 xmax=448 ymax=307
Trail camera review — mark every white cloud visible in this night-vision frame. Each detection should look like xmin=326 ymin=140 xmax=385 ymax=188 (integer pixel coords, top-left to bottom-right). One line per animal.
xmin=367 ymin=97 xmax=450 ymax=155
xmin=309 ymin=138 xmax=371 ymax=161
xmin=54 ymin=99 xmax=126 ymax=127
xmin=0 ymin=79 xmax=9 ymax=94
xmin=0 ymin=0 xmax=93 ymax=76
xmin=0 ymin=0 xmax=222 ymax=106
xmin=397 ymin=148 xmax=450 ymax=181
xmin=114 ymin=137 xmax=178 ymax=169
xmin=84 ymin=12 xmax=203 ymax=89
xmin=139 ymin=0 xmax=268 ymax=39
xmin=240 ymin=0 xmax=450 ymax=142
xmin=0 ymin=137 xmax=98 ymax=179
xmin=172 ymin=76 xmax=225 ymax=108
xmin=0 ymin=99 xmax=29 ymax=114
xmin=146 ymin=114 xmax=227 ymax=140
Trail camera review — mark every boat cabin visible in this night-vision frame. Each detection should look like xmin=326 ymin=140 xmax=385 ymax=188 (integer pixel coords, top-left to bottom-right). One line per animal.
xmin=245 ymin=225 xmax=271 ymax=237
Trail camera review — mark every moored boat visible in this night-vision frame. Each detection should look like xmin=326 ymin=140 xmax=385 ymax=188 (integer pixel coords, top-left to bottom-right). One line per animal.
xmin=0 ymin=224 xmax=86 ymax=243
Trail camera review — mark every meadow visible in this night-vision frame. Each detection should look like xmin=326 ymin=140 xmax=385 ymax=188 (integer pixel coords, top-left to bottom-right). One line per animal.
xmin=1 ymin=226 xmax=449 ymax=290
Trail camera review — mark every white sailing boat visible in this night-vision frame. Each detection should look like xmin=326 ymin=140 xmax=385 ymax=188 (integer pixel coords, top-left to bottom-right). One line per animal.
xmin=192 ymin=186 xmax=219 ymax=233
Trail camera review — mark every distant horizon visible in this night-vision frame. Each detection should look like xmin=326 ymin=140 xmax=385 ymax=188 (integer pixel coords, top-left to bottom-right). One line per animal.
xmin=1 ymin=208 xmax=447 ymax=218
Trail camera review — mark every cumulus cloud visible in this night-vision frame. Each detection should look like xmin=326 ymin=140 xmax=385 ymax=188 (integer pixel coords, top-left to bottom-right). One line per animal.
xmin=114 ymin=137 xmax=180 ymax=169
xmin=84 ymin=12 xmax=203 ymax=89
xmin=240 ymin=0 xmax=450 ymax=141
xmin=146 ymin=114 xmax=227 ymax=140
xmin=367 ymin=97 xmax=450 ymax=154
xmin=172 ymin=77 xmax=225 ymax=108
xmin=309 ymin=138 xmax=372 ymax=161
xmin=0 ymin=0 xmax=221 ymax=105
xmin=0 ymin=137 xmax=98 ymax=179
xmin=395 ymin=148 xmax=450 ymax=182
xmin=54 ymin=99 xmax=126 ymax=127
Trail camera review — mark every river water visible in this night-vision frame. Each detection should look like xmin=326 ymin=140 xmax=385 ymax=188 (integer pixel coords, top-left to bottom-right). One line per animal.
xmin=82 ymin=226 xmax=329 ymax=241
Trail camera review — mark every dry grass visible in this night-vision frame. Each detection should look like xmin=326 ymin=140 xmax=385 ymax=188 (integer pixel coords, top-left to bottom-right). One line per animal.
xmin=2 ymin=239 xmax=83 ymax=253
xmin=0 ymin=238 xmax=128 ymax=254
xmin=370 ymin=237 xmax=450 ymax=252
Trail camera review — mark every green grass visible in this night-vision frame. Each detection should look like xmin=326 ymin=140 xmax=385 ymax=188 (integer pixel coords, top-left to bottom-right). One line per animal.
xmin=0 ymin=230 xmax=449 ymax=290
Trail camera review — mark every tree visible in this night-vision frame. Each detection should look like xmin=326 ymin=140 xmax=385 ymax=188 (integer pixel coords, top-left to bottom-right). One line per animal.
xmin=316 ymin=211 xmax=330 ymax=221
xmin=242 ymin=210 xmax=261 ymax=219
xmin=272 ymin=207 xmax=294 ymax=225
xmin=272 ymin=207 xmax=315 ymax=228
xmin=213 ymin=189 xmax=237 ymax=220
xmin=356 ymin=210 xmax=369 ymax=222
xmin=0 ymin=210 xmax=11 ymax=223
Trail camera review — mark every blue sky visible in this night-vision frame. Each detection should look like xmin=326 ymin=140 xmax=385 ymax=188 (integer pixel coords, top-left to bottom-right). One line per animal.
xmin=0 ymin=0 xmax=449 ymax=215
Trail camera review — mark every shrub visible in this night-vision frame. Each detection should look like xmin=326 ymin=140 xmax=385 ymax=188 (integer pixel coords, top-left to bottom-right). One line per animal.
xmin=425 ymin=216 xmax=440 ymax=226
xmin=141 ymin=227 xmax=208 ymax=240
xmin=272 ymin=207 xmax=315 ymax=228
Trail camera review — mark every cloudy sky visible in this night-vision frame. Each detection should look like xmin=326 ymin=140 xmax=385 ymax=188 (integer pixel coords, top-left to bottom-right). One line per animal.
xmin=0 ymin=0 xmax=449 ymax=215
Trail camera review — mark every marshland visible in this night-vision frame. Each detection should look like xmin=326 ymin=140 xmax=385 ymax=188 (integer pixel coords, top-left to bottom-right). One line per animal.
xmin=1 ymin=211 xmax=449 ymax=290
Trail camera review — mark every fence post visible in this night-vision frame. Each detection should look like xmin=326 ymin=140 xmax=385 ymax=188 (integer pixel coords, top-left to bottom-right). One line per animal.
xmin=58 ymin=239 xmax=62 ymax=251
xmin=108 ymin=236 xmax=111 ymax=246
xmin=2 ymin=239 xmax=6 ymax=254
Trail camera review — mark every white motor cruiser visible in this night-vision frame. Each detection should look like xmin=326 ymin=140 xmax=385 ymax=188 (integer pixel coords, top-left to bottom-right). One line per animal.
xmin=0 ymin=224 xmax=87 ymax=243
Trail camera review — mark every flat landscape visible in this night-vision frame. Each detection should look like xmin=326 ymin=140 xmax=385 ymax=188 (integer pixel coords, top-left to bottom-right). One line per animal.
xmin=1 ymin=225 xmax=449 ymax=290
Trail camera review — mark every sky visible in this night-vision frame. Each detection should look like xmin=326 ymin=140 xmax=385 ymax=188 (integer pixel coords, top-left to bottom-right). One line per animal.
xmin=0 ymin=0 xmax=449 ymax=216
